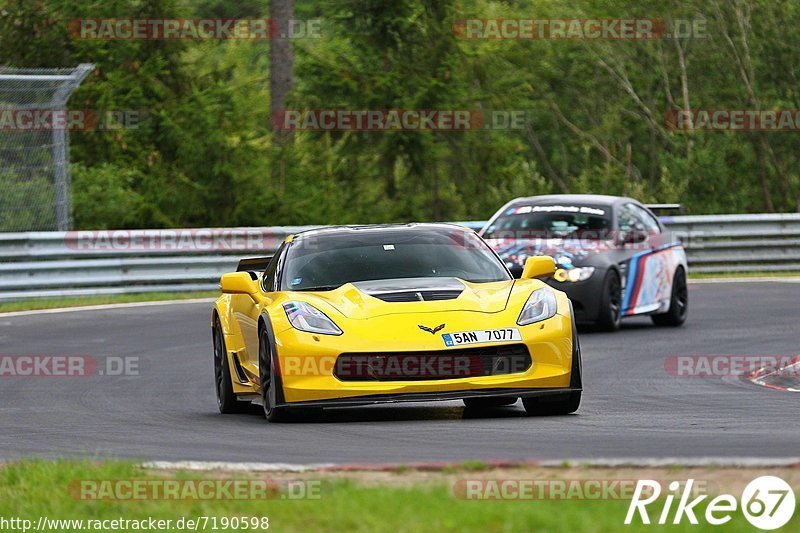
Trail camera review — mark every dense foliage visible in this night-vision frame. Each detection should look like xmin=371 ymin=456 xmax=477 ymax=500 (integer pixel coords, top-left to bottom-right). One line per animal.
xmin=1 ymin=0 xmax=798 ymax=229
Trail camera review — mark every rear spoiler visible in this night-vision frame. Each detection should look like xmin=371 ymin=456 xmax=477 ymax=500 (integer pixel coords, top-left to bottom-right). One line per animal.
xmin=644 ymin=203 xmax=684 ymax=214
xmin=236 ymin=256 xmax=273 ymax=273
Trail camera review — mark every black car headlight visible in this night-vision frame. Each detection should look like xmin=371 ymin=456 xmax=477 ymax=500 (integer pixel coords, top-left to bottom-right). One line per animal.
xmin=553 ymin=266 xmax=595 ymax=283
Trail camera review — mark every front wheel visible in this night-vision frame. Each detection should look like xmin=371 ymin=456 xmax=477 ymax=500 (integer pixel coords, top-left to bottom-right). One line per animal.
xmin=259 ymin=326 xmax=290 ymax=422
xmin=213 ymin=318 xmax=249 ymax=414
xmin=522 ymin=392 xmax=581 ymax=416
xmin=651 ymin=267 xmax=688 ymax=327
xmin=595 ymin=270 xmax=622 ymax=331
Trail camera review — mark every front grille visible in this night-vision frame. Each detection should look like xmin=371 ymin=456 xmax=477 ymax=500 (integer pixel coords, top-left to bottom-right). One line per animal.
xmin=334 ymin=344 xmax=531 ymax=381
xmin=372 ymin=289 xmax=463 ymax=302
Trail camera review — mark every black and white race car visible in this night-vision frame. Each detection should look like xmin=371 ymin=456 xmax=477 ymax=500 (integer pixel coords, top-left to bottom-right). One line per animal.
xmin=480 ymin=194 xmax=688 ymax=331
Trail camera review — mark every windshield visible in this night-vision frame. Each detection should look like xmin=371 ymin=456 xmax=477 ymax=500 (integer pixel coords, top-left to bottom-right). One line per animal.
xmin=483 ymin=204 xmax=612 ymax=239
xmin=281 ymin=227 xmax=510 ymax=291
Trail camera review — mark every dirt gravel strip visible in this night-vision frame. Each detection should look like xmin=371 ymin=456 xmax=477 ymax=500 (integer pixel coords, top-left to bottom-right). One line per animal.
xmin=139 ymin=459 xmax=800 ymax=493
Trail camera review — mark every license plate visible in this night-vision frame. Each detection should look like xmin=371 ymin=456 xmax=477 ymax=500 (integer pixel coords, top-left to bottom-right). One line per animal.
xmin=442 ymin=328 xmax=521 ymax=347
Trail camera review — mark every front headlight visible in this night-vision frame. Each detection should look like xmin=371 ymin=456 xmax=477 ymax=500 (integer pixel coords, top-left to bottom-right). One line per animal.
xmin=517 ymin=287 xmax=558 ymax=326
xmin=553 ymin=266 xmax=595 ymax=283
xmin=283 ymin=301 xmax=343 ymax=335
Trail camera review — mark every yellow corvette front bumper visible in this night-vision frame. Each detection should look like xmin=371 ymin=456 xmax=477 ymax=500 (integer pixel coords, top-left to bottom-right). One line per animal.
xmin=272 ymin=305 xmax=576 ymax=405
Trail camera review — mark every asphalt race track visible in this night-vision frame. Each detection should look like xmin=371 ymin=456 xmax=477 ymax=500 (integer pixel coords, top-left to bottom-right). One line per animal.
xmin=1 ymin=281 xmax=797 ymax=465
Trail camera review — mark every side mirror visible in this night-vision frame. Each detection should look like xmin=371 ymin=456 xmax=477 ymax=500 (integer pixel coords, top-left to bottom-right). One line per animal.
xmin=520 ymin=256 xmax=556 ymax=280
xmin=220 ymin=272 xmax=259 ymax=295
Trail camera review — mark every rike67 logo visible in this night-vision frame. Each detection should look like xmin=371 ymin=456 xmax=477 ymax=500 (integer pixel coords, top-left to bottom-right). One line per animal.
xmin=625 ymin=476 xmax=796 ymax=530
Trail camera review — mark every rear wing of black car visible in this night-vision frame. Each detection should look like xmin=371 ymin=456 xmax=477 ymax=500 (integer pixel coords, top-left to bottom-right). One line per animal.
xmin=644 ymin=203 xmax=684 ymax=215
xmin=236 ymin=257 xmax=273 ymax=273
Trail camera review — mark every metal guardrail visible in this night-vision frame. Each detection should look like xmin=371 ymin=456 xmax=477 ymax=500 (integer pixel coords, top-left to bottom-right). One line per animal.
xmin=0 ymin=215 xmax=798 ymax=301
xmin=0 ymin=227 xmax=315 ymax=301
xmin=662 ymin=214 xmax=800 ymax=273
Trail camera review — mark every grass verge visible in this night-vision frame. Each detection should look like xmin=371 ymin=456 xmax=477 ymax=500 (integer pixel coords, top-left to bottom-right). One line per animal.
xmin=1 ymin=460 xmax=796 ymax=532
xmin=0 ymin=291 xmax=217 ymax=313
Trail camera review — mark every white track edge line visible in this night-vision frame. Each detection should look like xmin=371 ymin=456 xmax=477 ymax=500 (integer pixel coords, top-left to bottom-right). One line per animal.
xmin=141 ymin=457 xmax=800 ymax=472
xmin=142 ymin=461 xmax=335 ymax=472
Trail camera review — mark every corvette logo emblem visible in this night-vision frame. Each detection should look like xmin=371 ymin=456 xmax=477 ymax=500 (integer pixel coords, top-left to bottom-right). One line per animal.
xmin=418 ymin=324 xmax=445 ymax=335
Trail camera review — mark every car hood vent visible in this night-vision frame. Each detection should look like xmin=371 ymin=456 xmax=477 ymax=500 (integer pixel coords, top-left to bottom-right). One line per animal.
xmin=373 ymin=290 xmax=464 ymax=302
xmin=353 ymin=277 xmax=465 ymax=302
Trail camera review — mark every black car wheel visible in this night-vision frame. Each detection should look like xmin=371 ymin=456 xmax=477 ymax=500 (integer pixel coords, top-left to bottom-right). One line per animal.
xmin=522 ymin=391 xmax=581 ymax=416
xmin=595 ymin=269 xmax=622 ymax=331
xmin=651 ymin=267 xmax=688 ymax=327
xmin=523 ymin=307 xmax=583 ymax=416
xmin=259 ymin=325 xmax=290 ymax=422
xmin=213 ymin=317 xmax=248 ymax=414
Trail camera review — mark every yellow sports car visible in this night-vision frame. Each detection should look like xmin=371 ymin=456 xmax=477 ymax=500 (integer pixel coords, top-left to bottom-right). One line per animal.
xmin=211 ymin=223 xmax=582 ymax=422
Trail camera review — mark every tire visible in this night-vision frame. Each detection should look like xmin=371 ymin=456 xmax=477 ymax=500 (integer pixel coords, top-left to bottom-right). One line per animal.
xmin=213 ymin=317 xmax=249 ymax=414
xmin=651 ymin=267 xmax=688 ymax=327
xmin=522 ymin=391 xmax=582 ymax=416
xmin=595 ymin=269 xmax=622 ymax=331
xmin=463 ymin=397 xmax=518 ymax=409
xmin=523 ymin=308 xmax=582 ymax=416
xmin=259 ymin=324 xmax=291 ymax=422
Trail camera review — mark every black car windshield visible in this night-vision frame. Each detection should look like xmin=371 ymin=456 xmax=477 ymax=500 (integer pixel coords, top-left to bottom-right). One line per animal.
xmin=281 ymin=227 xmax=511 ymax=291
xmin=483 ymin=204 xmax=612 ymax=239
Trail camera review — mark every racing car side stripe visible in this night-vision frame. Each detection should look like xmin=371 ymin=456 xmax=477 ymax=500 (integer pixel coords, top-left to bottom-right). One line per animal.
xmin=622 ymin=254 xmax=644 ymax=315
xmin=622 ymin=242 xmax=683 ymax=315
xmin=628 ymin=257 xmax=647 ymax=315
xmin=621 ymin=255 xmax=640 ymax=313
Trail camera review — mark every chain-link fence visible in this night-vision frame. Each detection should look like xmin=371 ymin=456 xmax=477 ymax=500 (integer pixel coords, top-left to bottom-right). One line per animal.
xmin=0 ymin=64 xmax=93 ymax=231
